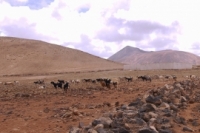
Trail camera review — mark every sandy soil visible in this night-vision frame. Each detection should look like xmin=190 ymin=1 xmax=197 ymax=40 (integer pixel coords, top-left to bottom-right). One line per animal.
xmin=0 ymin=69 xmax=200 ymax=133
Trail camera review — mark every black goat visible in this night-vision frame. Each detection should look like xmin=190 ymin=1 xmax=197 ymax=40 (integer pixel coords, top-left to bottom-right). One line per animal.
xmin=137 ymin=75 xmax=151 ymax=82
xmin=51 ymin=81 xmax=63 ymax=89
xmin=104 ymin=79 xmax=111 ymax=87
xmin=63 ymin=82 xmax=70 ymax=91
xmin=51 ymin=81 xmax=58 ymax=89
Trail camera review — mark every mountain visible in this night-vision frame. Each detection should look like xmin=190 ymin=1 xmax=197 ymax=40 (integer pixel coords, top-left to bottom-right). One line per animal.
xmin=0 ymin=37 xmax=123 ymax=76
xmin=108 ymin=46 xmax=200 ymax=65
xmin=109 ymin=46 xmax=147 ymax=62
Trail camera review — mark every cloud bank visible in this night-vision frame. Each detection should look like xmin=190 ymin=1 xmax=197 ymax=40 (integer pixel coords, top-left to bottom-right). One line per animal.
xmin=0 ymin=0 xmax=200 ymax=58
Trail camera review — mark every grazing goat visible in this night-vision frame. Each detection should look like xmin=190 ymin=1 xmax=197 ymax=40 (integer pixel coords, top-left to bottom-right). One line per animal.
xmin=34 ymin=80 xmax=44 ymax=84
xmin=51 ymin=81 xmax=58 ymax=89
xmin=172 ymin=75 xmax=177 ymax=81
xmin=4 ymin=82 xmax=14 ymax=85
xmin=39 ymin=85 xmax=45 ymax=89
xmin=14 ymin=81 xmax=19 ymax=84
xmin=83 ymin=79 xmax=92 ymax=82
xmin=111 ymin=78 xmax=119 ymax=89
xmin=124 ymin=77 xmax=133 ymax=82
xmin=58 ymin=80 xmax=65 ymax=84
xmin=63 ymin=82 xmax=70 ymax=91
xmin=137 ymin=75 xmax=151 ymax=82
xmin=96 ymin=78 xmax=112 ymax=88
xmin=51 ymin=81 xmax=62 ymax=89
xmin=70 ymin=79 xmax=81 ymax=84
xmin=190 ymin=75 xmax=196 ymax=80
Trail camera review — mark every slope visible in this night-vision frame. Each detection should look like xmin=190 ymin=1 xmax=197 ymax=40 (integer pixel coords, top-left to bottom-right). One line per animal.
xmin=0 ymin=37 xmax=123 ymax=75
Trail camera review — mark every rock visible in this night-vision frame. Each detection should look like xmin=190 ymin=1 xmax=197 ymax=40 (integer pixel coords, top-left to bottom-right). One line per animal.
xmin=123 ymin=112 xmax=138 ymax=118
xmin=149 ymin=118 xmax=159 ymax=133
xmin=130 ymin=118 xmax=147 ymax=126
xmin=69 ymin=127 xmax=81 ymax=133
xmin=140 ymin=112 xmax=151 ymax=122
xmin=121 ymin=104 xmax=128 ymax=110
xmin=92 ymin=119 xmax=101 ymax=126
xmin=140 ymin=103 xmax=157 ymax=112
xmin=124 ymin=123 xmax=130 ymax=130
xmin=78 ymin=122 xmax=84 ymax=128
xmin=138 ymin=127 xmax=158 ymax=133
xmin=182 ymin=126 xmax=193 ymax=132
xmin=148 ymin=112 xmax=158 ymax=118
xmin=96 ymin=127 xmax=107 ymax=133
xmin=115 ymin=101 xmax=120 ymax=107
xmin=6 ymin=111 xmax=12 ymax=115
xmin=158 ymin=129 xmax=173 ymax=133
xmin=86 ymin=104 xmax=96 ymax=109
xmin=118 ymin=127 xmax=130 ymax=133
xmin=73 ymin=109 xmax=79 ymax=115
xmin=160 ymin=123 xmax=172 ymax=129
xmin=103 ymin=102 xmax=111 ymax=107
xmin=110 ymin=120 xmax=122 ymax=128
xmin=115 ymin=111 xmax=123 ymax=118
xmin=191 ymin=120 xmax=199 ymax=126
xmin=180 ymin=96 xmax=187 ymax=103
xmin=88 ymin=129 xmax=98 ymax=133
xmin=146 ymin=95 xmax=162 ymax=106
xmin=129 ymin=98 xmax=144 ymax=107
xmin=94 ymin=124 xmax=104 ymax=130
xmin=93 ymin=117 xmax=113 ymax=128
xmin=61 ymin=111 xmax=72 ymax=118
xmin=159 ymin=102 xmax=170 ymax=110
xmin=169 ymin=103 xmax=178 ymax=111
xmin=174 ymin=116 xmax=186 ymax=125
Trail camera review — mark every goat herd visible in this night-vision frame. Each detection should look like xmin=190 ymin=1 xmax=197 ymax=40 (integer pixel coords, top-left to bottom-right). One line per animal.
xmin=32 ymin=74 xmax=182 ymax=93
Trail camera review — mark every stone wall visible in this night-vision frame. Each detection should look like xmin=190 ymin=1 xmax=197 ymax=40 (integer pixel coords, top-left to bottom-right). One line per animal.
xmin=124 ymin=63 xmax=193 ymax=70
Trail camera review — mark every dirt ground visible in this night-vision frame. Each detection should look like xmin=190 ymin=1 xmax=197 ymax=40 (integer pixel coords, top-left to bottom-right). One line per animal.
xmin=0 ymin=69 xmax=200 ymax=133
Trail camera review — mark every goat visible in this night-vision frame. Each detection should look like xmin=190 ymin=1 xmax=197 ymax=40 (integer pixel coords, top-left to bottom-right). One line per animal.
xmin=51 ymin=81 xmax=63 ymax=89
xmin=51 ymin=81 xmax=58 ymax=89
xmin=111 ymin=78 xmax=119 ymax=89
xmin=63 ymin=82 xmax=70 ymax=91
xmin=39 ymin=85 xmax=45 ymax=89
xmin=172 ymin=75 xmax=177 ymax=81
xmin=83 ymin=79 xmax=92 ymax=82
xmin=190 ymin=75 xmax=196 ymax=80
xmin=124 ymin=77 xmax=133 ymax=82
xmin=137 ymin=75 xmax=151 ymax=82
xmin=58 ymin=80 xmax=65 ymax=84
xmin=34 ymin=80 xmax=44 ymax=84
xmin=14 ymin=81 xmax=19 ymax=84
xmin=4 ymin=82 xmax=14 ymax=85
xmin=96 ymin=78 xmax=109 ymax=88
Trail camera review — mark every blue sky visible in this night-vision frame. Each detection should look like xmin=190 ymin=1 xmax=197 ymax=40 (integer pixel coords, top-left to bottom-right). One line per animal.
xmin=4 ymin=0 xmax=54 ymax=9
xmin=0 ymin=0 xmax=200 ymax=58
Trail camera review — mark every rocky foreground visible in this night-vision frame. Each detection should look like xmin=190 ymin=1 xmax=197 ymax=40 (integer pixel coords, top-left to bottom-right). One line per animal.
xmin=70 ymin=79 xmax=200 ymax=133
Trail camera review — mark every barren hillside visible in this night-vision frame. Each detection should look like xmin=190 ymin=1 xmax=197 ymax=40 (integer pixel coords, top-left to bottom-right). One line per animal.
xmin=0 ymin=37 xmax=123 ymax=75
xmin=108 ymin=46 xmax=200 ymax=65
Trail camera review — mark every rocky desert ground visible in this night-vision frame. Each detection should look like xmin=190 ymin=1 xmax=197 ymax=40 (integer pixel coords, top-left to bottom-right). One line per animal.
xmin=0 ymin=69 xmax=200 ymax=133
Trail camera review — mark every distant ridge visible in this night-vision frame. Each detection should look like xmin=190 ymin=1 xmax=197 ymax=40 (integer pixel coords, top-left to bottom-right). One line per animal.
xmin=108 ymin=46 xmax=200 ymax=65
xmin=0 ymin=37 xmax=123 ymax=75
xmin=109 ymin=46 xmax=147 ymax=63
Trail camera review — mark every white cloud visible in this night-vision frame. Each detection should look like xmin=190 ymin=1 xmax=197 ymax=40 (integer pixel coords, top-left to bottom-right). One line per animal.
xmin=0 ymin=0 xmax=200 ymax=58
xmin=16 ymin=0 xmax=28 ymax=3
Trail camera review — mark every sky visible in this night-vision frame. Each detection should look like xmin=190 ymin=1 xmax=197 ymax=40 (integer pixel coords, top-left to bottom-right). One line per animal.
xmin=0 ymin=0 xmax=200 ymax=58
